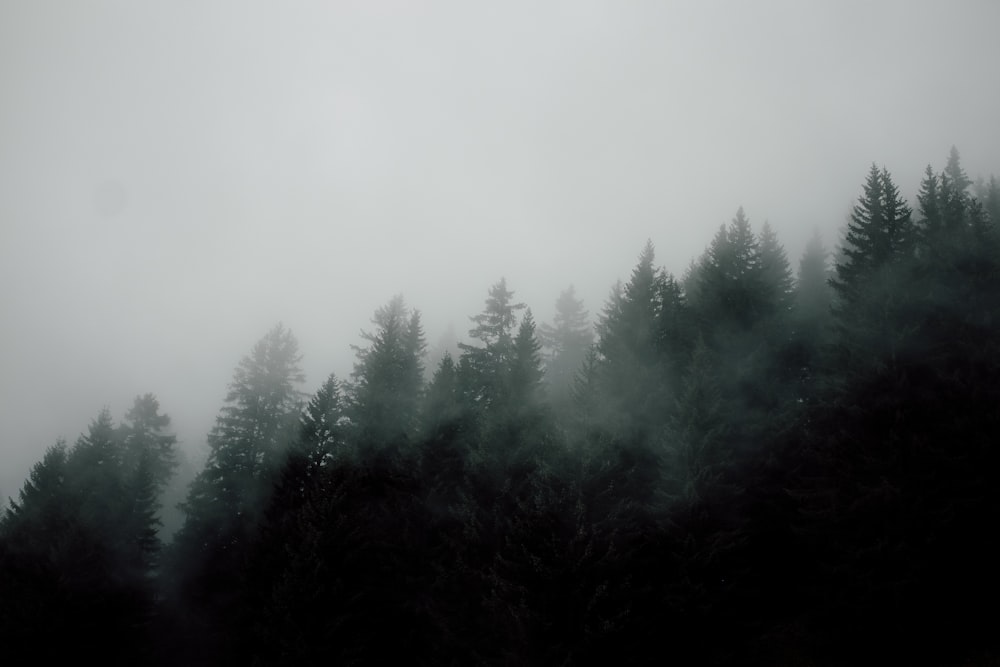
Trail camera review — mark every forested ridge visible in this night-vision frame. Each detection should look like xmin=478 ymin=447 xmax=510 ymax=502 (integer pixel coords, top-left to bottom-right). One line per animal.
xmin=3 ymin=150 xmax=1000 ymax=665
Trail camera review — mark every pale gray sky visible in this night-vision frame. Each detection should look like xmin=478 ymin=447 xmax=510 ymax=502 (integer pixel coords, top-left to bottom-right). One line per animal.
xmin=2 ymin=0 xmax=1000 ymax=494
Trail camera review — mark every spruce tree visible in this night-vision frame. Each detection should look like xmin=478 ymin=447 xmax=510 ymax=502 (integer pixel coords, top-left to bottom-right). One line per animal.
xmin=539 ymin=286 xmax=593 ymax=410
xmin=299 ymin=372 xmax=345 ymax=466
xmin=831 ymin=164 xmax=914 ymax=310
xmin=169 ymin=323 xmax=305 ymax=657
xmin=595 ymin=241 xmax=668 ymax=443
xmin=348 ymin=295 xmax=426 ymax=450
xmin=757 ymin=221 xmax=794 ymax=318
xmin=459 ymin=278 xmax=527 ymax=411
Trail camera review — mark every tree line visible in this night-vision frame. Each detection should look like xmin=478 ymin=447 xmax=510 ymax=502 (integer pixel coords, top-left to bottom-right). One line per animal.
xmin=3 ymin=148 xmax=1000 ymax=665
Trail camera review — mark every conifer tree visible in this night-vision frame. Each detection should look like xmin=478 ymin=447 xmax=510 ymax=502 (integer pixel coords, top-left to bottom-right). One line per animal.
xmin=459 ymin=278 xmax=527 ymax=410
xmin=508 ymin=309 xmax=545 ymax=412
xmin=595 ymin=241 xmax=669 ymax=442
xmin=831 ymin=164 xmax=914 ymax=309
xmin=757 ymin=221 xmax=794 ymax=318
xmin=170 ymin=323 xmax=305 ymax=641
xmin=119 ymin=393 xmax=178 ymax=495
xmin=421 ymin=352 xmax=464 ymax=435
xmin=984 ymin=175 xmax=1000 ymax=227
xmin=299 ymin=372 xmax=345 ymax=466
xmin=791 ymin=230 xmax=834 ymax=393
xmin=348 ymin=296 xmax=426 ymax=449
xmin=916 ymin=164 xmax=942 ymax=239
xmin=692 ymin=207 xmax=766 ymax=332
xmin=539 ymin=286 xmax=593 ymax=409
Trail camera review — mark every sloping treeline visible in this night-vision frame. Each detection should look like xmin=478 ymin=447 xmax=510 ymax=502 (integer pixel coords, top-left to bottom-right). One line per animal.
xmin=3 ymin=149 xmax=1000 ymax=665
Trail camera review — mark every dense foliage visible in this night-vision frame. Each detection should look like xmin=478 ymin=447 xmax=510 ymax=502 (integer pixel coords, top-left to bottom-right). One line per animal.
xmin=4 ymin=150 xmax=1000 ymax=665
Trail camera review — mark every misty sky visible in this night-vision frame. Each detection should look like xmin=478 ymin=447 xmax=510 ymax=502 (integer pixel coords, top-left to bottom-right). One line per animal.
xmin=2 ymin=1 xmax=1000 ymax=495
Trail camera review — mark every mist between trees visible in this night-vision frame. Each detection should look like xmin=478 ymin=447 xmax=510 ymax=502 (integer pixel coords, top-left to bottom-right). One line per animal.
xmin=3 ymin=149 xmax=1000 ymax=665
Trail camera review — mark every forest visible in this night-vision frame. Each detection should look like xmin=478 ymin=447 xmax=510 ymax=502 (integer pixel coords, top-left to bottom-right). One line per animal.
xmin=2 ymin=149 xmax=1000 ymax=665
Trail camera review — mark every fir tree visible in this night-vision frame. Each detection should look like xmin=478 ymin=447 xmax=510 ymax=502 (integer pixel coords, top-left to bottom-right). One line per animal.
xmin=757 ymin=221 xmax=794 ymax=318
xmin=595 ymin=241 xmax=669 ymax=442
xmin=459 ymin=278 xmax=527 ymax=411
xmin=831 ymin=164 xmax=914 ymax=309
xmin=539 ymin=286 xmax=593 ymax=410
xmin=169 ymin=323 xmax=305 ymax=659
xmin=348 ymin=295 xmax=426 ymax=449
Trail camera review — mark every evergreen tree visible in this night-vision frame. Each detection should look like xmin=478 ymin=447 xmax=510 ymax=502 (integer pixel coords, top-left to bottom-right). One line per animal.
xmin=299 ymin=372 xmax=345 ymax=466
xmin=662 ymin=339 xmax=728 ymax=508
xmin=941 ymin=145 xmax=972 ymax=233
xmin=2 ymin=441 xmax=71 ymax=541
xmin=790 ymin=230 xmax=834 ymax=400
xmin=2 ymin=401 xmax=174 ymax=663
xmin=568 ymin=346 xmax=603 ymax=442
xmin=179 ymin=323 xmax=304 ymax=532
xmin=348 ymin=295 xmax=426 ymax=450
xmin=757 ymin=221 xmax=794 ymax=318
xmin=168 ymin=323 xmax=305 ymax=659
xmin=831 ymin=164 xmax=914 ymax=309
xmin=984 ymin=175 xmax=1000 ymax=228
xmin=0 ymin=442 xmax=75 ymax=657
xmin=508 ymin=309 xmax=545 ymax=414
xmin=119 ymin=393 xmax=178 ymax=504
xmin=692 ymin=207 xmax=766 ymax=333
xmin=595 ymin=241 xmax=668 ymax=442
xmin=539 ymin=286 xmax=593 ymax=411
xmin=916 ymin=164 xmax=942 ymax=240
xmin=459 ymin=277 xmax=527 ymax=411
xmin=421 ymin=352 xmax=463 ymax=436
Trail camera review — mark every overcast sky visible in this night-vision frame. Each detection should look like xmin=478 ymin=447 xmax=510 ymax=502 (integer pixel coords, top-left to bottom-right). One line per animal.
xmin=2 ymin=0 xmax=1000 ymax=495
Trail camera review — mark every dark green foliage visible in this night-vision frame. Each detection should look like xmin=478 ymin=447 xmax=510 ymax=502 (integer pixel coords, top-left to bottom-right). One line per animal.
xmin=540 ymin=285 xmax=593 ymax=415
xmin=691 ymin=208 xmax=766 ymax=332
xmin=594 ymin=241 xmax=675 ymax=442
xmin=458 ymin=277 xmax=526 ymax=411
xmin=298 ymin=372 xmax=345 ymax=465
xmin=420 ymin=352 xmax=462 ymax=437
xmin=984 ymin=174 xmax=1000 ymax=226
xmin=508 ymin=309 xmax=545 ymax=411
xmin=790 ymin=230 xmax=834 ymax=401
xmin=831 ymin=164 xmax=914 ymax=310
xmin=1 ymin=400 xmax=176 ymax=664
xmin=757 ymin=221 xmax=794 ymax=318
xmin=348 ymin=295 xmax=426 ymax=450
xmin=165 ymin=324 xmax=304 ymax=660
xmin=7 ymin=151 xmax=1000 ymax=665
xmin=120 ymin=393 xmax=178 ymax=492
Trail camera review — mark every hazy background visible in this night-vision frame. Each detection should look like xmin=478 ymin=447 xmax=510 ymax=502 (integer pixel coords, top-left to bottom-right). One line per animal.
xmin=3 ymin=0 xmax=1000 ymax=498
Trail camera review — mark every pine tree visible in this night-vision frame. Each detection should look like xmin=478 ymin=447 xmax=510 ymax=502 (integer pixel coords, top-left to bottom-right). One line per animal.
xmin=202 ymin=323 xmax=304 ymax=484
xmin=119 ymin=393 xmax=178 ymax=499
xmin=662 ymin=339 xmax=728 ymax=508
xmin=508 ymin=309 xmax=545 ymax=412
xmin=539 ymin=286 xmax=593 ymax=410
xmin=459 ymin=278 xmax=527 ymax=411
xmin=941 ymin=145 xmax=972 ymax=233
xmin=757 ymin=221 xmax=794 ymax=319
xmin=984 ymin=175 xmax=1000 ymax=228
xmin=692 ymin=207 xmax=766 ymax=332
xmin=595 ymin=241 xmax=669 ymax=442
xmin=2 ymin=401 xmax=174 ymax=662
xmin=421 ymin=352 xmax=463 ymax=437
xmin=916 ymin=164 xmax=942 ymax=240
xmin=170 ymin=323 xmax=305 ymax=644
xmin=0 ymin=442 xmax=75 ymax=657
xmin=348 ymin=296 xmax=426 ymax=450
xmin=791 ymin=230 xmax=834 ymax=399
xmin=831 ymin=164 xmax=914 ymax=309
xmin=299 ymin=372 xmax=345 ymax=466
xmin=2 ymin=440 xmax=71 ymax=538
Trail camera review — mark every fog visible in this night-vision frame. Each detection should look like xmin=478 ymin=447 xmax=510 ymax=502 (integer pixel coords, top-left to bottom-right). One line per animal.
xmin=2 ymin=0 xmax=1000 ymax=497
